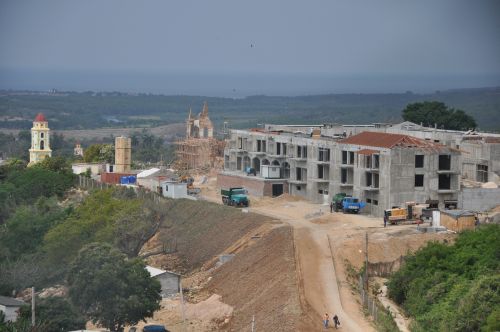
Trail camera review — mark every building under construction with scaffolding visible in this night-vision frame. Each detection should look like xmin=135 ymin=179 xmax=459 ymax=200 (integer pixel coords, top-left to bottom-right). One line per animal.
xmin=175 ymin=102 xmax=225 ymax=170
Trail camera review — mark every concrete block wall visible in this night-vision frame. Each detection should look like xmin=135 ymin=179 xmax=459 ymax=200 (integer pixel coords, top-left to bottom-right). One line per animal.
xmin=459 ymin=188 xmax=500 ymax=211
xmin=217 ymin=173 xmax=289 ymax=197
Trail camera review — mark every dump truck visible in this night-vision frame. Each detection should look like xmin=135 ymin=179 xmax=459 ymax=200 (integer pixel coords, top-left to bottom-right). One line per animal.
xmin=341 ymin=197 xmax=366 ymax=214
xmin=221 ymin=187 xmax=249 ymax=207
xmin=332 ymin=193 xmax=348 ymax=212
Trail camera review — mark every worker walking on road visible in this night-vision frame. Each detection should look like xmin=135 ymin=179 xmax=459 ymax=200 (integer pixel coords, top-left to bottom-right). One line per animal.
xmin=323 ymin=313 xmax=329 ymax=329
xmin=333 ymin=314 xmax=340 ymax=329
xmin=330 ymin=201 xmax=334 ymax=213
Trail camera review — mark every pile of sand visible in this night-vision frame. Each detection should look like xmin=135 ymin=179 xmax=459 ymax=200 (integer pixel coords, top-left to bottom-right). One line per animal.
xmin=482 ymin=181 xmax=498 ymax=189
xmin=185 ymin=294 xmax=233 ymax=321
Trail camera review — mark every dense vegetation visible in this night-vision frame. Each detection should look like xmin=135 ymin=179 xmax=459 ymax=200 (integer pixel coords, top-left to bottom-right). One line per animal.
xmin=1 ymin=87 xmax=499 ymax=131
xmin=0 ymin=160 xmax=167 ymax=330
xmin=402 ymin=101 xmax=477 ymax=130
xmin=388 ymin=225 xmax=500 ymax=332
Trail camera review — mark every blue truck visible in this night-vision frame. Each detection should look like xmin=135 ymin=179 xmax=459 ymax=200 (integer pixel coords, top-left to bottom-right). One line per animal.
xmin=341 ymin=197 xmax=366 ymax=214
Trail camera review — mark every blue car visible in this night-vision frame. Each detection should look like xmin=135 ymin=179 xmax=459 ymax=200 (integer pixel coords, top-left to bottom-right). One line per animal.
xmin=142 ymin=325 xmax=170 ymax=332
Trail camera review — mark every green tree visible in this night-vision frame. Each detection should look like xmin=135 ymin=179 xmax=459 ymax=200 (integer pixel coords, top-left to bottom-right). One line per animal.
xmin=402 ymin=101 xmax=477 ymax=130
xmin=83 ymin=144 xmax=114 ymax=163
xmin=388 ymin=224 xmax=500 ymax=331
xmin=67 ymin=243 xmax=161 ymax=332
xmin=16 ymin=297 xmax=86 ymax=332
xmin=32 ymin=156 xmax=73 ymax=175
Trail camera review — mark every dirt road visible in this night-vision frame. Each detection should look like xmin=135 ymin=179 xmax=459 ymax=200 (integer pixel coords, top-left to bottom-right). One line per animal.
xmin=250 ymin=201 xmax=375 ymax=332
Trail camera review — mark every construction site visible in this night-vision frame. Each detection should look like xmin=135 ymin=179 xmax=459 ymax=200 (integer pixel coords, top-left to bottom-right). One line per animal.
xmin=66 ymin=111 xmax=500 ymax=331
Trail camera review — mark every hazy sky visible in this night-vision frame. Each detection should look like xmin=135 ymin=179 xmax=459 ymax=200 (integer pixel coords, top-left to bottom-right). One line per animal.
xmin=1 ymin=0 xmax=499 ymax=95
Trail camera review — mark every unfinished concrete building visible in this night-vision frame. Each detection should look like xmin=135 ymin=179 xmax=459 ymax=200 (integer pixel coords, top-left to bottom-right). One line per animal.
xmin=176 ymin=102 xmax=225 ymax=170
xmin=266 ymin=121 xmax=500 ymax=185
xmin=220 ymin=128 xmax=461 ymax=216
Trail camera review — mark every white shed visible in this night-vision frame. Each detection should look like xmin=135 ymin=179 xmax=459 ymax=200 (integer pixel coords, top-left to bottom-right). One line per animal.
xmin=146 ymin=266 xmax=181 ymax=297
xmin=261 ymin=165 xmax=281 ymax=179
xmin=160 ymin=181 xmax=188 ymax=199
xmin=0 ymin=295 xmax=25 ymax=322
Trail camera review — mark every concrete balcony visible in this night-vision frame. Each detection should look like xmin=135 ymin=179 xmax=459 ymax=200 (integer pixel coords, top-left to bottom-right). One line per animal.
xmin=309 ymin=178 xmax=330 ymax=183
xmin=362 ymin=186 xmax=380 ymax=192
xmin=437 ymin=170 xmax=460 ymax=174
xmin=340 ymin=182 xmax=354 ymax=187
xmin=437 ymin=189 xmax=459 ymax=194
xmin=288 ymin=179 xmax=307 ymax=184
xmin=340 ymin=163 xmax=354 ymax=168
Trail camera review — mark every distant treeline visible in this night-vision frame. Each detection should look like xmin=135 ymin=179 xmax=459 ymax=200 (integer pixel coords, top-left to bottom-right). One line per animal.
xmin=1 ymin=87 xmax=499 ymax=131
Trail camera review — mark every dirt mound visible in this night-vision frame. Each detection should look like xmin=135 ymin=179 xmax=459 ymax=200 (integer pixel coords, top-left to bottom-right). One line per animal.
xmin=336 ymin=230 xmax=456 ymax=269
xmin=206 ymin=226 xmax=315 ymax=331
xmin=185 ymin=294 xmax=233 ymax=321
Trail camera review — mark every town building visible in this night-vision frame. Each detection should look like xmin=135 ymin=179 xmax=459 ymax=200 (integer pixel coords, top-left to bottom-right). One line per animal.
xmin=175 ymin=102 xmax=225 ymax=170
xmin=74 ymin=142 xmax=84 ymax=157
xmin=221 ymin=127 xmax=461 ymax=216
xmin=72 ymin=163 xmax=105 ymax=176
xmin=0 ymin=295 xmax=25 ymax=322
xmin=145 ymin=266 xmax=181 ymax=297
xmin=28 ymin=113 xmax=52 ymax=166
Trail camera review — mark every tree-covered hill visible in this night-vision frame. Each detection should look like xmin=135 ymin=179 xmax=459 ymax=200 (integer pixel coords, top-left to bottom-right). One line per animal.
xmin=1 ymin=87 xmax=499 ymax=131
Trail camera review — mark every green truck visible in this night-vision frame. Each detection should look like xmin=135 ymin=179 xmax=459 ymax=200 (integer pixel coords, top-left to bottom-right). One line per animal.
xmin=332 ymin=193 xmax=348 ymax=212
xmin=221 ymin=187 xmax=249 ymax=207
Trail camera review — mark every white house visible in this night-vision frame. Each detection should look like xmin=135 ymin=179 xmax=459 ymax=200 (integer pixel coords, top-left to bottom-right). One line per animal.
xmin=0 ymin=295 xmax=25 ymax=322
xmin=145 ymin=266 xmax=181 ymax=297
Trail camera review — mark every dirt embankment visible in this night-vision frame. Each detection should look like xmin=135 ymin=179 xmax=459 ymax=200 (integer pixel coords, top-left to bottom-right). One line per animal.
xmin=142 ymin=198 xmax=271 ymax=273
xmin=207 ymin=226 xmax=316 ymax=331
xmin=138 ymin=198 xmax=314 ymax=331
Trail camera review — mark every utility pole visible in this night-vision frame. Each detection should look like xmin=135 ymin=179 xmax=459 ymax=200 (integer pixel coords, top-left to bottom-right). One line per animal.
xmin=180 ymin=278 xmax=186 ymax=332
xmin=365 ymin=232 xmax=369 ymax=291
xmin=251 ymin=315 xmax=255 ymax=332
xmin=31 ymin=287 xmax=35 ymax=327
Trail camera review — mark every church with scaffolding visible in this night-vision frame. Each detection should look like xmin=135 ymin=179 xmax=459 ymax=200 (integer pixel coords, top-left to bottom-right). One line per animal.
xmin=175 ymin=102 xmax=225 ymax=170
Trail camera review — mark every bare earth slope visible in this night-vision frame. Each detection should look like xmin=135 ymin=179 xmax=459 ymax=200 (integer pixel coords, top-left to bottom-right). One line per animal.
xmin=207 ymin=226 xmax=315 ymax=332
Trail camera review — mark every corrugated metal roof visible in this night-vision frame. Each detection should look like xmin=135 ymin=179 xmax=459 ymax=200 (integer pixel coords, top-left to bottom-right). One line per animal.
xmin=0 ymin=295 xmax=25 ymax=306
xmin=340 ymin=131 xmax=448 ymax=150
xmin=442 ymin=210 xmax=475 ymax=218
xmin=146 ymin=265 xmax=181 ymax=277
xmin=137 ymin=168 xmax=161 ymax=178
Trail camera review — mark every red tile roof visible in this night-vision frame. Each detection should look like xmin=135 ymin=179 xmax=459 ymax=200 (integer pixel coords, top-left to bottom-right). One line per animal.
xmin=340 ymin=131 xmax=446 ymax=150
xmin=34 ymin=113 xmax=47 ymax=122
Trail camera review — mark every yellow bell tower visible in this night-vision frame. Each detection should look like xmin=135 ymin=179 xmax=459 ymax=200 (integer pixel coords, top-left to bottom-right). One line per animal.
xmin=28 ymin=113 xmax=52 ymax=166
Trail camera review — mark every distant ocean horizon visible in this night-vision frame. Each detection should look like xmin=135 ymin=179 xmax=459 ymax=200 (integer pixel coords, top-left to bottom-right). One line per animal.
xmin=1 ymin=68 xmax=499 ymax=98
